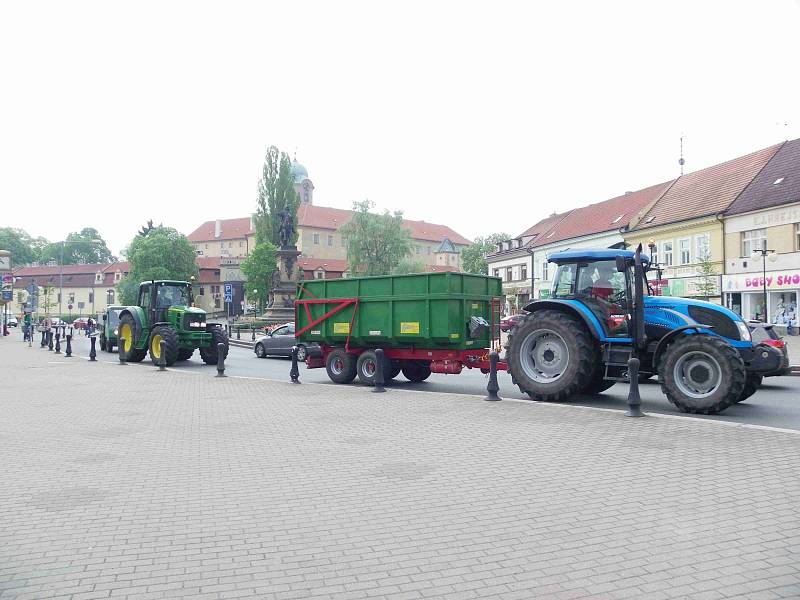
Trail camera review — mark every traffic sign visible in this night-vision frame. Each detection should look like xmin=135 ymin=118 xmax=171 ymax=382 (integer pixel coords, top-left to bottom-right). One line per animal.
xmin=223 ymin=283 xmax=233 ymax=302
xmin=68 ymin=303 xmax=73 ymax=310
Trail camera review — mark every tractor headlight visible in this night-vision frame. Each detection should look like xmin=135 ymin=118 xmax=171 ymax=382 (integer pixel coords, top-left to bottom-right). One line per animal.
xmin=190 ymin=322 xmax=204 ymax=328
xmin=113 ymin=329 xmax=118 ymax=335
xmin=736 ymin=320 xmax=751 ymax=342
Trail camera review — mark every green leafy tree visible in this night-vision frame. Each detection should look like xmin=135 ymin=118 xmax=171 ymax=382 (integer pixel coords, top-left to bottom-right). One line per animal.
xmin=391 ymin=258 xmax=425 ymax=275
xmin=694 ymin=255 xmax=719 ymax=300
xmin=39 ymin=284 xmax=56 ymax=315
xmin=255 ymin=146 xmax=300 ymax=247
xmin=461 ymin=233 xmax=509 ymax=275
xmin=117 ymin=226 xmax=198 ymax=304
xmin=0 ymin=227 xmax=47 ymax=266
xmin=39 ymin=228 xmax=115 ymax=265
xmin=340 ymin=200 xmax=413 ymax=276
xmin=241 ymin=242 xmax=278 ymax=313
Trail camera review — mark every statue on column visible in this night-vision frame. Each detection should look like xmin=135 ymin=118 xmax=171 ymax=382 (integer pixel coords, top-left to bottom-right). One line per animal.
xmin=278 ymin=207 xmax=294 ymax=249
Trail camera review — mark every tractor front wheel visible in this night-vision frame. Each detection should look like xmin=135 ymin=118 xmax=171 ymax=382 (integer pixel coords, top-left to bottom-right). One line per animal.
xmin=149 ymin=326 xmax=179 ymax=366
xmin=200 ymin=327 xmax=230 ymax=365
xmin=177 ymin=348 xmax=194 ymax=361
xmin=506 ymin=310 xmax=594 ymax=402
xmin=659 ymin=335 xmax=745 ymax=414
xmin=118 ymin=314 xmax=147 ymax=363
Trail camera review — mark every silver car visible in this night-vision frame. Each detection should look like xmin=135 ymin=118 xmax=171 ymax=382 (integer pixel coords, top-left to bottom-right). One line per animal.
xmin=253 ymin=323 xmax=317 ymax=361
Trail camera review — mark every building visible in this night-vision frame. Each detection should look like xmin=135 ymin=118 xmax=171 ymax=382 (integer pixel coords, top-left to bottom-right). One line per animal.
xmin=11 ymin=262 xmax=130 ymax=317
xmin=625 ymin=143 xmax=782 ymax=302
xmin=721 ymin=139 xmax=800 ymax=329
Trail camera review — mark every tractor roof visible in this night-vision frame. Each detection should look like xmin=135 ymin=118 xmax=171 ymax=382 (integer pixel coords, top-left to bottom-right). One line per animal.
xmin=548 ymin=248 xmax=651 ymax=264
xmin=139 ymin=280 xmax=191 ymax=286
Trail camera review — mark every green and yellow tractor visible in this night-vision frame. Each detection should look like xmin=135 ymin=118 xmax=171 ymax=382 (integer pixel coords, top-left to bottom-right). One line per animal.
xmin=117 ymin=280 xmax=229 ymax=367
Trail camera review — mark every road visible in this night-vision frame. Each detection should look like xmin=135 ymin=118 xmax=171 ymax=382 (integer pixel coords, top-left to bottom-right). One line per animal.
xmin=56 ymin=331 xmax=800 ymax=431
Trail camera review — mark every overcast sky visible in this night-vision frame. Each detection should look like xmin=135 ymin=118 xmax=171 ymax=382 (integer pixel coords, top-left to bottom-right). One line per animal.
xmin=2 ymin=1 xmax=799 ymax=257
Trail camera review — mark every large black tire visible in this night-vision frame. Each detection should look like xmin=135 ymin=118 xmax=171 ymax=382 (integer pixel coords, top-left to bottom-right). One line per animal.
xmin=326 ymin=348 xmax=357 ymax=383
xmin=734 ymin=373 xmax=762 ymax=404
xmin=401 ymin=360 xmax=431 ymax=382
xmin=506 ymin=310 xmax=594 ymax=402
xmin=148 ymin=325 xmax=179 ymax=367
xmin=355 ymin=350 xmax=394 ymax=386
xmin=118 ymin=314 xmax=147 ymax=363
xmin=254 ymin=342 xmax=266 ymax=358
xmin=177 ymin=348 xmax=194 ymax=361
xmin=200 ymin=327 xmax=230 ymax=365
xmin=659 ymin=335 xmax=746 ymax=414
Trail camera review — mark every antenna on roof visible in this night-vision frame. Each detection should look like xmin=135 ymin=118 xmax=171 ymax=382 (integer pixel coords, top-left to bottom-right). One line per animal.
xmin=678 ymin=133 xmax=685 ymax=175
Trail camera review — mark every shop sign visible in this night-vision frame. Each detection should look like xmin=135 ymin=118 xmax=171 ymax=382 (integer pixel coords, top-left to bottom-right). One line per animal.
xmin=723 ymin=270 xmax=800 ymax=292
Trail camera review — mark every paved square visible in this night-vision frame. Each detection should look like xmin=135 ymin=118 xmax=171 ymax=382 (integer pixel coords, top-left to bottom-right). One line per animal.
xmin=1 ymin=340 xmax=800 ymax=599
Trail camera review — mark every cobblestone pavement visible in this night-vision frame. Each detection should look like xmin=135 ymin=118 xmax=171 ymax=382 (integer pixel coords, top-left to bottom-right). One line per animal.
xmin=2 ymin=339 xmax=800 ymax=600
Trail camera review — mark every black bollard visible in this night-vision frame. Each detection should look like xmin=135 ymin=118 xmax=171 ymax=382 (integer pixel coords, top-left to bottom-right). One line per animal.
xmin=216 ymin=342 xmax=226 ymax=377
xmin=41 ymin=330 xmax=46 ymax=347
xmin=89 ymin=336 xmax=97 ymax=361
xmin=55 ymin=332 xmax=61 ymax=354
xmin=290 ymin=346 xmax=301 ymax=384
xmin=484 ymin=351 xmax=501 ymax=401
xmin=625 ymin=357 xmax=645 ymax=417
xmin=236 ymin=326 xmax=240 ymax=340
xmin=118 ymin=342 xmax=127 ymax=365
xmin=48 ymin=330 xmax=53 ymax=351
xmin=372 ymin=349 xmax=386 ymax=393
xmin=158 ymin=339 xmax=167 ymax=371
xmin=65 ymin=335 xmax=72 ymax=357
xmin=251 ymin=326 xmax=255 ymax=341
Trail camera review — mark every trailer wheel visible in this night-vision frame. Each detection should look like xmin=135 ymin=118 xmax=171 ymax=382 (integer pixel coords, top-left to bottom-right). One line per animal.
xmin=326 ymin=349 xmax=357 ymax=384
xmin=506 ymin=310 xmax=594 ymax=402
xmin=659 ymin=335 xmax=745 ymax=414
xmin=733 ymin=373 xmax=762 ymax=404
xmin=401 ymin=360 xmax=431 ymax=382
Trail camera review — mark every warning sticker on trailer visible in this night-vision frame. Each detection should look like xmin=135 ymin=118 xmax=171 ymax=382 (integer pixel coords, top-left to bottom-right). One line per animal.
xmin=311 ymin=330 xmax=321 ymax=335
xmin=333 ymin=323 xmax=350 ymax=334
xmin=400 ymin=322 xmax=420 ymax=334
xmin=369 ymin=330 xmax=382 ymax=336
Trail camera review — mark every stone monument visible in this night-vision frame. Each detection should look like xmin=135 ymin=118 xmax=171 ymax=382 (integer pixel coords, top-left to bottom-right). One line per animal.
xmin=264 ymin=207 xmax=302 ymax=324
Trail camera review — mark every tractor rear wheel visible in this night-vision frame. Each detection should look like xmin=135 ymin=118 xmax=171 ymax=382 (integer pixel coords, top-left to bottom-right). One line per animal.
xmin=149 ymin=326 xmax=179 ymax=366
xmin=733 ymin=373 xmax=762 ymax=404
xmin=177 ymin=348 xmax=194 ymax=361
xmin=506 ymin=310 xmax=594 ymax=402
xmin=326 ymin=348 xmax=357 ymax=384
xmin=659 ymin=335 xmax=745 ymax=414
xmin=200 ymin=327 xmax=230 ymax=365
xmin=401 ymin=360 xmax=431 ymax=382
xmin=118 ymin=314 xmax=147 ymax=363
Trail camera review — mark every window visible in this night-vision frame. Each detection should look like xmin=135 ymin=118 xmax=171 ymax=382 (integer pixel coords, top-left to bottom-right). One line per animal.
xmin=695 ymin=233 xmax=711 ymax=261
xmin=205 ymin=244 xmax=208 ymax=249
xmin=95 ymin=273 xmax=102 ymax=283
xmin=521 ymin=263 xmax=528 ymax=281
xmin=106 ymin=290 xmax=114 ymax=305
xmin=741 ymin=229 xmax=766 ymax=257
xmin=679 ymin=238 xmax=690 ymax=264
xmin=426 ymin=246 xmax=431 ymax=255
xmin=796 ymin=223 xmax=800 ymax=251
xmin=214 ymin=297 xmax=220 ymax=308
xmin=315 ymin=269 xmax=325 ymax=279
xmin=493 ymin=268 xmax=500 ymax=278
xmin=199 ymin=287 xmax=205 ymax=296
xmin=239 ymin=241 xmax=244 ymax=247
xmin=327 ymin=235 xmax=333 ymax=246
xmin=313 ymin=233 xmax=320 ymax=245
xmin=229 ymin=242 xmax=233 ymax=248
xmin=505 ymin=267 xmax=513 ymax=282
xmin=68 ymin=293 xmax=75 ymax=304
xmin=650 ymin=244 xmax=658 ymax=265
xmin=661 ymin=241 xmax=673 ymax=266
xmin=541 ymin=261 xmax=549 ymax=281
xmin=114 ymin=272 xmax=121 ymax=282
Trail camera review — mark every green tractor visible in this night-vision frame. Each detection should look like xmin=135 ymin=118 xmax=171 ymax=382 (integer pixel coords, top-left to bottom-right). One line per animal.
xmin=117 ymin=279 xmax=229 ymax=367
xmin=99 ymin=305 xmax=125 ymax=352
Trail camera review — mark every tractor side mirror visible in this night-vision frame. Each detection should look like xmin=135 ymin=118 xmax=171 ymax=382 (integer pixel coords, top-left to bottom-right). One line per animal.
xmin=615 ymin=256 xmax=627 ymax=273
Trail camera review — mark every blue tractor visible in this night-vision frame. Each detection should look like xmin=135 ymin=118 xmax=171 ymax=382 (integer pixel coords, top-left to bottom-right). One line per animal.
xmin=505 ymin=246 xmax=782 ymax=414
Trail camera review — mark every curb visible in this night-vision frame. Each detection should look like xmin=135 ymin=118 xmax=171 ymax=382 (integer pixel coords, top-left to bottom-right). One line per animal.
xmin=229 ymin=339 xmax=253 ymax=350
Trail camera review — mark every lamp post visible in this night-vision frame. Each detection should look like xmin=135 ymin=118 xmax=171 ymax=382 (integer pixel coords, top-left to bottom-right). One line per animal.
xmin=647 ymin=239 xmax=664 ymax=296
xmin=752 ymin=248 xmax=776 ymax=323
xmin=56 ymin=239 xmax=103 ymax=318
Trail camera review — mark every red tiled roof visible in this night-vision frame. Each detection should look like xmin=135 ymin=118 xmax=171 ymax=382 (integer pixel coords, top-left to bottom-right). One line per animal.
xmin=196 ymin=257 xmax=222 ymax=269
xmin=298 ymin=257 xmax=348 ymax=273
xmin=14 ymin=263 xmax=110 ymax=276
xmin=517 ymin=211 xmax=572 ymax=242
xmin=634 ymin=143 xmax=783 ymax=230
xmin=726 ymin=139 xmax=799 ymax=216
xmin=187 ymin=217 xmax=253 ymax=242
xmin=533 ymin=180 xmax=675 ymax=246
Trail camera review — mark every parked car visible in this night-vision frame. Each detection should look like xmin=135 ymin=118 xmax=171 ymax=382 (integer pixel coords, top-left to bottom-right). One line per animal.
xmin=72 ymin=317 xmax=88 ymax=330
xmin=747 ymin=321 xmax=790 ymax=377
xmin=4 ymin=315 xmax=18 ymax=327
xmin=500 ymin=313 xmax=526 ymax=332
xmin=253 ymin=322 xmax=318 ymax=361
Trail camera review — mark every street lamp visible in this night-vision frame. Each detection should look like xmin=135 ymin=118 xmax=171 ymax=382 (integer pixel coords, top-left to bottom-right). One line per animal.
xmin=56 ymin=239 xmax=104 ymax=317
xmin=647 ymin=239 xmax=664 ymax=296
xmin=751 ymin=248 xmax=777 ymax=323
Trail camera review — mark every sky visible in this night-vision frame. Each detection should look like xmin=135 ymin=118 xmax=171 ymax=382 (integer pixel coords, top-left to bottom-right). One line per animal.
xmin=2 ymin=0 xmax=800 ymax=257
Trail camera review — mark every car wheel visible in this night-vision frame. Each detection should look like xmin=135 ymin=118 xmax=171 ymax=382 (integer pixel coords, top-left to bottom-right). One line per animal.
xmin=255 ymin=343 xmax=266 ymax=358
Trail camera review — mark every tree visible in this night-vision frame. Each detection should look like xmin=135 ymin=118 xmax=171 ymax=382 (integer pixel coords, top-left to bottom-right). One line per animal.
xmin=39 ymin=228 xmax=115 ymax=265
xmin=255 ymin=146 xmax=300 ymax=247
xmin=461 ymin=233 xmax=509 ymax=275
xmin=241 ymin=242 xmax=278 ymax=314
xmin=340 ymin=200 xmax=413 ymax=276
xmin=392 ymin=258 xmax=425 ymax=275
xmin=694 ymin=255 xmax=719 ymax=300
xmin=117 ymin=226 xmax=198 ymax=305
xmin=0 ymin=228 xmax=48 ymax=266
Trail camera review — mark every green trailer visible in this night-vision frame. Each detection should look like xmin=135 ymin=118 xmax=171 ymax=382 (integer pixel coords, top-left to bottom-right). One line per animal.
xmin=295 ymin=272 xmax=505 ymax=385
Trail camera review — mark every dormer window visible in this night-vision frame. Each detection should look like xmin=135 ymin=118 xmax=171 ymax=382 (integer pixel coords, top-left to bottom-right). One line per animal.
xmin=645 ymin=216 xmax=656 ymax=223
xmin=773 ymin=177 xmax=785 ymax=185
xmin=114 ymin=271 xmax=121 ymax=282
xmin=95 ymin=273 xmax=102 ymax=283
xmin=611 ymin=214 xmax=625 ymax=224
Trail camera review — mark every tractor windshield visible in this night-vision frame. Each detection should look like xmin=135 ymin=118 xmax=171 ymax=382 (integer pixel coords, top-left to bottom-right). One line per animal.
xmin=156 ymin=284 xmax=191 ymax=308
xmin=108 ymin=309 xmax=121 ymax=327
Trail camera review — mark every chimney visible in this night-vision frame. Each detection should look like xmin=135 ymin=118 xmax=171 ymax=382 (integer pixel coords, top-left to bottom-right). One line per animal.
xmin=214 ymin=219 xmax=222 ymax=239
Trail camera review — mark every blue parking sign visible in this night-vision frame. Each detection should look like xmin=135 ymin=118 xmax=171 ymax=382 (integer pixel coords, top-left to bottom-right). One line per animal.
xmin=223 ymin=284 xmax=233 ymax=302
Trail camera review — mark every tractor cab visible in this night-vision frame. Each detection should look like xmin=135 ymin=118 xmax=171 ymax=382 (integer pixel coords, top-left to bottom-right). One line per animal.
xmin=138 ymin=280 xmax=193 ymax=324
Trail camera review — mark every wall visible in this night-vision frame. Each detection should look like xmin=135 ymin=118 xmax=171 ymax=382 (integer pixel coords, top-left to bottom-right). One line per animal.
xmin=723 ymin=202 xmax=800 ymax=275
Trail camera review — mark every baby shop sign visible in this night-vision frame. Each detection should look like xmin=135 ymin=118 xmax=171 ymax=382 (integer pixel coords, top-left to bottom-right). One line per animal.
xmin=723 ymin=270 xmax=800 ymax=292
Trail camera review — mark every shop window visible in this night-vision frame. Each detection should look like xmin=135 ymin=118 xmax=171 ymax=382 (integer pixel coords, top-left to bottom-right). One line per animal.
xmin=679 ymin=238 xmax=690 ymax=264
xmin=770 ymin=292 xmax=798 ymax=327
xmin=741 ymin=229 xmax=766 ymax=257
xmin=695 ymin=233 xmax=711 ymax=261
xmin=662 ymin=241 xmax=673 ymax=266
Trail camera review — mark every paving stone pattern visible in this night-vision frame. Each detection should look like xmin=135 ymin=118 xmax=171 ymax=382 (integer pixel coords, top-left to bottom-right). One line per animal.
xmin=1 ymin=341 xmax=800 ymax=600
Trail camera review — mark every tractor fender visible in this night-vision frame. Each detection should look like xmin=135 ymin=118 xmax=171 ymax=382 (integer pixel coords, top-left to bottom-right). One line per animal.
xmin=652 ymin=324 xmax=715 ymax=370
xmin=118 ymin=306 xmax=147 ymax=344
xmin=521 ymin=299 xmax=604 ymax=340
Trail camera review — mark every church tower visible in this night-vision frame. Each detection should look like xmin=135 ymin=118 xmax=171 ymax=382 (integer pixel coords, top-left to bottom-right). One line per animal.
xmin=291 ymin=158 xmax=314 ymax=205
